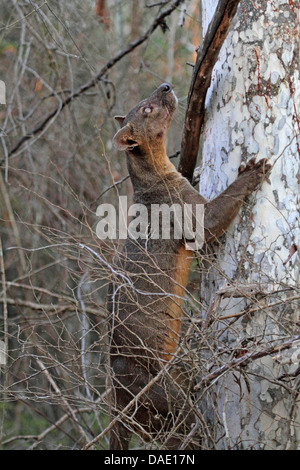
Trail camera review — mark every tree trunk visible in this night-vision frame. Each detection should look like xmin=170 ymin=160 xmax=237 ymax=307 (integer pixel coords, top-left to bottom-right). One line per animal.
xmin=200 ymin=0 xmax=299 ymax=450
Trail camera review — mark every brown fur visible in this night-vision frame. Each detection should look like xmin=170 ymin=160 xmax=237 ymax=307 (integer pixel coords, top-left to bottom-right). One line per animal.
xmin=108 ymin=83 xmax=270 ymax=449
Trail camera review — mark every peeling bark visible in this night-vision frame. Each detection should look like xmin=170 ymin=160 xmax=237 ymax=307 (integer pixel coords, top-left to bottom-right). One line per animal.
xmin=200 ymin=0 xmax=300 ymax=450
xmin=95 ymin=0 xmax=110 ymax=29
xmin=179 ymin=0 xmax=242 ymax=182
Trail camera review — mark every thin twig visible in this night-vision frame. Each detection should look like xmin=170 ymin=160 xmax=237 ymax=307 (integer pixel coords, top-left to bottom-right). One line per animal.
xmin=0 ymin=171 xmax=26 ymax=271
xmin=218 ymin=294 xmax=300 ymax=321
xmin=94 ymin=150 xmax=180 ymax=203
xmin=195 ymin=335 xmax=300 ymax=390
xmin=0 ymin=238 xmax=8 ymax=356
xmin=76 ymin=271 xmax=108 ymax=441
xmin=29 ymin=389 xmax=110 ymax=450
xmin=0 ymin=297 xmax=106 ymax=318
xmin=35 ymin=357 xmax=94 ymax=448
xmin=83 ymin=359 xmax=176 ymax=450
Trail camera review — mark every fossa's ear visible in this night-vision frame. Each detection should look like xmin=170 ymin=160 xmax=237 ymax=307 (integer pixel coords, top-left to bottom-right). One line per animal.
xmin=114 ymin=115 xmax=126 ymax=128
xmin=113 ymin=124 xmax=139 ymax=151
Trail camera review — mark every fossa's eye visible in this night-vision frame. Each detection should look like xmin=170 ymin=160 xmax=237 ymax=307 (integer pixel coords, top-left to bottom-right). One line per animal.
xmin=144 ymin=106 xmax=152 ymax=114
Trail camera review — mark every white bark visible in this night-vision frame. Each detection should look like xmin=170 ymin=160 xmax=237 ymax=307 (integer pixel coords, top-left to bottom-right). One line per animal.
xmin=200 ymin=0 xmax=299 ymax=449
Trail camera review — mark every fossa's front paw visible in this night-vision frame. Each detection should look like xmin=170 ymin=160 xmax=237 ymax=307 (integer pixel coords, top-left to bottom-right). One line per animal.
xmin=238 ymin=157 xmax=271 ymax=191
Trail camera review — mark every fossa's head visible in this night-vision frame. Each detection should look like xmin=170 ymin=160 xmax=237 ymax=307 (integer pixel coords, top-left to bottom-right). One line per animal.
xmin=113 ymin=83 xmax=177 ymax=155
